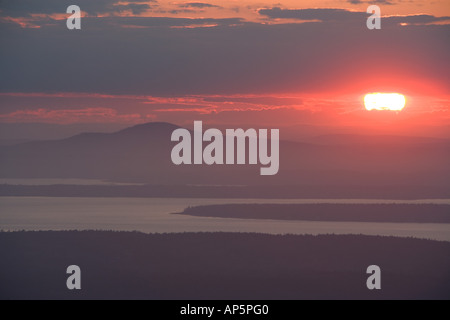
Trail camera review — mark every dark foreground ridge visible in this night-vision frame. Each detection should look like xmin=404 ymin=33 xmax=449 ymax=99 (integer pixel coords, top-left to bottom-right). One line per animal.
xmin=176 ymin=203 xmax=450 ymax=223
xmin=0 ymin=231 xmax=449 ymax=300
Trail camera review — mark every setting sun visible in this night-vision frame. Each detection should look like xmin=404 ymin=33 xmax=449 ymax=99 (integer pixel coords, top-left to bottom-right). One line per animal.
xmin=364 ymin=93 xmax=406 ymax=111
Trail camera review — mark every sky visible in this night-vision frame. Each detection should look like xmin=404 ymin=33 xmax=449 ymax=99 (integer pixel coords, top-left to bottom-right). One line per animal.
xmin=0 ymin=0 xmax=449 ymax=140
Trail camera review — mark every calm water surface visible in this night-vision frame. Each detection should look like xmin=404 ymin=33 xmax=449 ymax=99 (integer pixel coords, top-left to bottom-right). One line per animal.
xmin=1 ymin=197 xmax=449 ymax=241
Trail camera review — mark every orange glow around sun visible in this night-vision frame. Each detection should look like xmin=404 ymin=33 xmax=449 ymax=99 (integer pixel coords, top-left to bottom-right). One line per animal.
xmin=364 ymin=93 xmax=406 ymax=111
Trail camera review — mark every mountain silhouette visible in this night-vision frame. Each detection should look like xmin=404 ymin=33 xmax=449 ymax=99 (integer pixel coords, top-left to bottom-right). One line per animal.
xmin=0 ymin=122 xmax=449 ymax=188
xmin=0 ymin=122 xmax=181 ymax=184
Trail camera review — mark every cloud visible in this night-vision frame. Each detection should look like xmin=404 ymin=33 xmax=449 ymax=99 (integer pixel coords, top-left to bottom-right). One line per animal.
xmin=168 ymin=3 xmax=222 ymax=15
xmin=178 ymin=2 xmax=222 ymax=9
xmin=1 ymin=92 xmax=449 ymax=141
xmin=347 ymin=0 xmax=394 ymax=5
xmin=0 ymin=14 xmax=244 ymax=29
xmin=0 ymin=6 xmax=448 ymax=99
xmin=0 ymin=92 xmax=304 ymax=116
xmin=105 ymin=16 xmax=244 ymax=28
xmin=386 ymin=14 xmax=450 ymax=25
xmin=258 ymin=7 xmax=450 ymax=25
xmin=112 ymin=3 xmax=153 ymax=15
xmin=0 ymin=1 xmax=448 ymax=136
xmin=258 ymin=7 xmax=366 ymax=22
xmin=0 ymin=0 xmax=156 ymax=17
xmin=0 ymin=107 xmax=147 ymax=124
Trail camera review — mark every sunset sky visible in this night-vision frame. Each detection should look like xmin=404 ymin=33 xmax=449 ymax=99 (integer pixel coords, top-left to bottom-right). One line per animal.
xmin=0 ymin=0 xmax=449 ymax=140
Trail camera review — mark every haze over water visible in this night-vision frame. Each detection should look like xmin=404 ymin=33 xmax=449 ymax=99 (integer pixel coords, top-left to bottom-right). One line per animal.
xmin=1 ymin=197 xmax=449 ymax=241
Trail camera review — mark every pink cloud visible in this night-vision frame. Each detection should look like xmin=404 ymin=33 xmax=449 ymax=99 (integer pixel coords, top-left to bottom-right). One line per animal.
xmin=1 ymin=92 xmax=448 ymax=128
xmin=0 ymin=107 xmax=153 ymax=124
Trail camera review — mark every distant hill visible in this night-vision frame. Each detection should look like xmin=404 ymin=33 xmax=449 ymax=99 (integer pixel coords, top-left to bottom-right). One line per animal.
xmin=0 ymin=122 xmax=181 ymax=184
xmin=177 ymin=203 xmax=450 ymax=223
xmin=0 ymin=139 xmax=33 ymax=146
xmin=0 ymin=122 xmax=449 ymax=190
